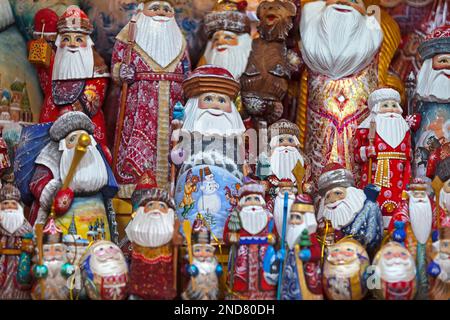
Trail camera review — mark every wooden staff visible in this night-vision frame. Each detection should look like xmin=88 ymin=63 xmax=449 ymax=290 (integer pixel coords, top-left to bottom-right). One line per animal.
xmin=62 ymin=133 xmax=91 ymax=189
xmin=368 ymin=119 xmax=376 ymax=183
xmin=112 ymin=16 xmax=137 ymax=169
xmin=35 ymin=223 xmax=45 ymax=300
xmin=182 ymin=220 xmax=196 ymax=291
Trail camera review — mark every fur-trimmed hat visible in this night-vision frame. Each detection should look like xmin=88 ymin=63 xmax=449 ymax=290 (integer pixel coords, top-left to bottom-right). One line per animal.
xmin=317 ymin=163 xmax=355 ymax=197
xmin=238 ymin=176 xmax=265 ymax=198
xmin=0 ymin=183 xmax=21 ymax=203
xmin=57 ymin=5 xmax=93 ymax=35
xmin=204 ymin=0 xmax=251 ymax=37
xmin=368 ymin=88 xmax=401 ymax=111
xmin=183 ymin=65 xmax=240 ymax=99
xmin=269 ymin=119 xmax=300 ymax=140
xmin=49 ymin=111 xmax=95 ymax=142
xmin=435 ymin=157 xmax=450 ymax=182
xmin=419 ymin=25 xmax=450 ymax=61
xmin=131 ymin=170 xmax=175 ymax=209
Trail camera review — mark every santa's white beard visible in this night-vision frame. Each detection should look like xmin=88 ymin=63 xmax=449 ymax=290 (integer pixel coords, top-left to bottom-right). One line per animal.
xmin=59 ymin=140 xmax=108 ymax=193
xmin=135 ymin=13 xmax=183 ymax=68
xmin=203 ymin=33 xmax=252 ymax=80
xmin=270 ymin=146 xmax=304 ymax=181
xmin=0 ymin=206 xmax=25 ymax=234
xmin=193 ymin=257 xmax=218 ymax=275
xmin=286 ymin=223 xmax=306 ymax=250
xmin=91 ymin=259 xmax=127 ymax=277
xmin=416 ymin=59 xmax=450 ymax=103
xmin=182 ymin=97 xmax=245 ymax=135
xmin=379 ymin=257 xmax=415 ymax=283
xmin=273 ymin=192 xmax=295 ymax=235
xmin=409 ymin=196 xmax=432 ymax=244
xmin=375 ymin=113 xmax=409 ymax=149
xmin=318 ymin=187 xmax=366 ymax=229
xmin=125 ymin=207 xmax=174 ymax=248
xmin=52 ymin=36 xmax=95 ymax=80
xmin=300 ymin=2 xmax=383 ymax=80
xmin=239 ymin=205 xmax=268 ymax=235
xmin=0 ymin=0 xmax=14 ymax=30
xmin=439 ymin=189 xmax=450 ymax=214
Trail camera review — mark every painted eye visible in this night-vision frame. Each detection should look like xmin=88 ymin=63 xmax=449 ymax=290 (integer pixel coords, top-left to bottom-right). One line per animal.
xmin=225 ymin=35 xmax=232 ymax=40
xmin=76 ymin=37 xmax=83 ymax=43
xmin=218 ymin=97 xmax=226 ymax=104
xmin=288 ymin=138 xmax=294 ymax=143
xmin=204 ymin=96 xmax=213 ymax=102
xmin=383 ymin=104 xmax=389 ymax=108
xmin=63 ymin=37 xmax=70 ymax=42
xmin=279 ymin=138 xmax=284 ymax=143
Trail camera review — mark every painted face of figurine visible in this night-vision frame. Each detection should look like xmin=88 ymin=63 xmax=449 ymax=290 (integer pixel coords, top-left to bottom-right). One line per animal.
xmin=325 ymin=0 xmax=366 ymax=15
xmin=257 ymin=0 xmax=296 ymax=41
xmin=88 ymin=241 xmax=128 ymax=277
xmin=58 ymin=32 xmax=88 ymax=49
xmin=409 ymin=190 xmax=433 ymax=244
xmin=125 ymin=200 xmax=175 ymax=248
xmin=192 ymin=243 xmax=217 ymax=274
xmin=204 ymin=30 xmax=252 ymax=80
xmin=285 ymin=211 xmax=317 ymax=250
xmin=432 ymin=53 xmax=450 ymax=71
xmin=377 ymin=243 xmax=416 ymax=283
xmin=270 ymin=134 xmax=304 ymax=181
xmin=323 ymin=240 xmax=369 ymax=300
xmin=377 ymin=100 xmax=402 ymax=115
xmin=198 ymin=92 xmax=232 ymax=113
xmin=0 ymin=199 xmax=24 ymax=234
xmin=374 ymin=100 xmax=409 ymax=148
xmin=319 ymin=186 xmax=366 ymax=229
xmin=43 ymin=243 xmax=67 ymax=263
xmin=239 ymin=193 xmax=268 ymax=235
xmin=59 ymin=130 xmax=108 ymax=194
xmin=142 ymin=1 xmax=175 ymax=19
xmin=53 ymin=33 xmax=94 ymax=81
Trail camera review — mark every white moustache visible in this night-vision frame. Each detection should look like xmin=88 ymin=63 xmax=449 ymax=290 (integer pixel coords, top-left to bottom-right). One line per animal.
xmin=325 ymin=199 xmax=344 ymax=210
xmin=151 ymin=16 xmax=171 ymax=22
xmin=205 ymin=108 xmax=226 ymax=117
xmin=384 ymin=258 xmax=411 ymax=267
xmin=215 ymin=45 xmax=230 ymax=51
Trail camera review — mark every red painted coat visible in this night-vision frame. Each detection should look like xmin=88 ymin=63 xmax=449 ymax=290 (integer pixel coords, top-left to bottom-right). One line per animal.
xmin=354 ymin=128 xmax=412 ymax=228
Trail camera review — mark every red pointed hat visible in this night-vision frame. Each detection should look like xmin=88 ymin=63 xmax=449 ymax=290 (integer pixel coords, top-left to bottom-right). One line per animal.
xmin=183 ymin=65 xmax=240 ymax=100
xmin=33 ymin=8 xmax=58 ymax=38
xmin=57 ymin=5 xmax=93 ymax=35
xmin=317 ymin=163 xmax=355 ymax=197
xmin=131 ymin=170 xmax=175 ymax=209
xmin=419 ymin=25 xmax=450 ymax=61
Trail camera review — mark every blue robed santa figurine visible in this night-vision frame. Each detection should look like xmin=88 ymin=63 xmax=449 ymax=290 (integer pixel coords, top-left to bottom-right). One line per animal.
xmin=316 ymin=163 xmax=383 ymax=256
xmin=273 ymin=194 xmax=323 ymax=300
xmin=27 ymin=111 xmax=118 ymax=242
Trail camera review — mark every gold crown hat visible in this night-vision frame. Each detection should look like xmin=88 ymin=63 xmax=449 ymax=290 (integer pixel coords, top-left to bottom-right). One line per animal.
xmin=269 ymin=119 xmax=300 ymax=140
xmin=183 ymin=65 xmax=240 ymax=100
xmin=0 ymin=183 xmax=21 ymax=203
xmin=204 ymin=0 xmax=251 ymax=37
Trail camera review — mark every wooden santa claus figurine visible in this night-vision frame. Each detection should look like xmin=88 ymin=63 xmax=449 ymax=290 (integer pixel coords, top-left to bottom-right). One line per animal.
xmin=354 ymin=88 xmax=413 ymax=229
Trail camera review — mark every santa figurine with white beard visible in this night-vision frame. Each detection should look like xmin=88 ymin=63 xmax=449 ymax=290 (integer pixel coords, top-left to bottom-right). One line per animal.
xmin=0 ymin=184 xmax=34 ymax=300
xmin=223 ymin=177 xmax=277 ymax=300
xmin=354 ymin=88 xmax=413 ymax=229
xmin=125 ymin=170 xmax=180 ymax=300
xmin=34 ymin=6 xmax=110 ymax=147
xmin=28 ymin=112 xmax=118 ymax=241
xmin=112 ymin=0 xmax=191 ymax=192
xmin=316 ymin=163 xmax=383 ymax=256
xmin=182 ymin=214 xmax=222 ymax=300
xmin=371 ymin=242 xmax=417 ymax=300
xmin=181 ymin=65 xmax=245 ymax=136
xmin=276 ymin=194 xmax=323 ymax=300
xmin=300 ymin=0 xmax=384 ymax=187
xmin=81 ymin=240 xmax=129 ymax=300
xmin=266 ymin=119 xmax=311 ymax=196
xmin=413 ymin=25 xmax=450 ymax=177
xmin=428 ymin=225 xmax=450 ymax=300
xmin=199 ymin=0 xmax=253 ymax=81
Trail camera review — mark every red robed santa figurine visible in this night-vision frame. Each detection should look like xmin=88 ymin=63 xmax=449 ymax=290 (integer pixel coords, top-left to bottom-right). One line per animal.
xmin=354 ymin=88 xmax=413 ymax=229
xmin=112 ymin=0 xmax=191 ymax=193
xmin=125 ymin=171 xmax=181 ymax=300
xmin=31 ymin=6 xmax=110 ymax=147
xmin=223 ymin=177 xmax=277 ymax=300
